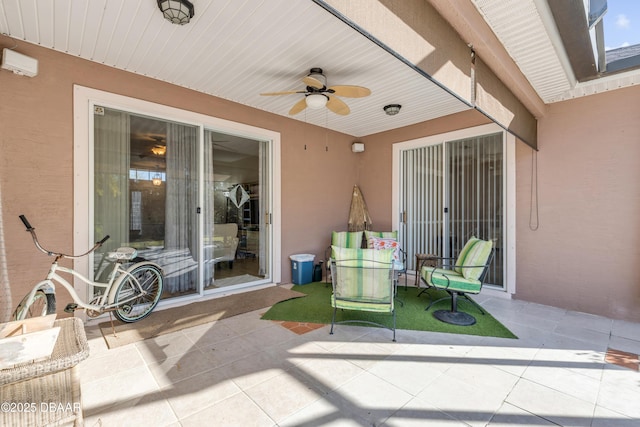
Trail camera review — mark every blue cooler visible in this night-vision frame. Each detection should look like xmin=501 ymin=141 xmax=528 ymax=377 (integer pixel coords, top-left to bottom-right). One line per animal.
xmin=290 ymin=254 xmax=315 ymax=284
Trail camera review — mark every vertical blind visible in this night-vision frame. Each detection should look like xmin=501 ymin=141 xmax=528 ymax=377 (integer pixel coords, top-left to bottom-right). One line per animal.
xmin=400 ymin=144 xmax=443 ymax=270
xmin=399 ymin=132 xmax=503 ymax=287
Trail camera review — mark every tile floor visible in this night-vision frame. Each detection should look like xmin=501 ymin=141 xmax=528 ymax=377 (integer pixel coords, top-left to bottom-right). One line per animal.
xmin=80 ymin=285 xmax=640 ymax=426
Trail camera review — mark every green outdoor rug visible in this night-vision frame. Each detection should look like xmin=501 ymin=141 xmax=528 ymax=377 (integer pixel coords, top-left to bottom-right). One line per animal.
xmin=262 ymin=282 xmax=517 ymax=339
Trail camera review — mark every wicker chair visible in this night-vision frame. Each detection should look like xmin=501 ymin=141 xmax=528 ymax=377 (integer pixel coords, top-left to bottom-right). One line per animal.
xmin=1 ymin=318 xmax=90 ymax=427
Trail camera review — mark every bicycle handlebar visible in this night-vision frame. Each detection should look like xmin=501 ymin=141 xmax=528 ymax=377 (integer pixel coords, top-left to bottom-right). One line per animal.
xmin=19 ymin=214 xmax=110 ymax=259
xmin=19 ymin=214 xmax=33 ymax=231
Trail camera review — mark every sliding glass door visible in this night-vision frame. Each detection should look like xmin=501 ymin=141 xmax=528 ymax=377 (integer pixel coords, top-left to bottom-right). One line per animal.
xmin=202 ymin=131 xmax=270 ymax=290
xmin=399 ymin=132 xmax=504 ymax=288
xmin=93 ymin=106 xmax=271 ymax=300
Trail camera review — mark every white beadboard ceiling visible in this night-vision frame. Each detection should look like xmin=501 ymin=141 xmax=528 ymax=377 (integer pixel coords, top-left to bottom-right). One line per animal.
xmin=0 ymin=0 xmax=472 ymax=137
xmin=0 ymin=0 xmax=637 ymax=136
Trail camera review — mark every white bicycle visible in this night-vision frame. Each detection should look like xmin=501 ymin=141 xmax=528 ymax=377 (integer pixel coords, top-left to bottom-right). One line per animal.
xmin=13 ymin=215 xmax=164 ymax=323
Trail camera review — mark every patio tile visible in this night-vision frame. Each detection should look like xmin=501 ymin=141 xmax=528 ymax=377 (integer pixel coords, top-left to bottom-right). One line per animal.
xmin=560 ymin=310 xmax=613 ymax=334
xmin=135 ymin=330 xmax=199 ymax=364
xmin=224 ymin=349 xmax=292 ymax=390
xmin=324 ymin=371 xmax=413 ymax=425
xmin=146 ymin=346 xmax=220 ymax=388
xmin=463 ymin=344 xmax=538 ymax=377
xmin=596 ymin=368 xmax=640 ymax=418
xmin=279 ymin=397 xmax=367 ymax=427
xmin=519 ymin=302 xmax=567 ymax=322
xmin=78 ymin=343 xmax=147 ymax=383
xmin=242 ymin=369 xmax=325 ymax=423
xmin=487 ymin=402 xmax=557 ymax=426
xmin=263 ymin=339 xmax=333 ymax=370
xmin=521 ymin=364 xmax=601 ymax=403
xmin=611 ymin=318 xmax=640 ymax=341
xmin=180 ymin=392 xmax=275 ymax=427
xmin=326 ymin=339 xmax=398 ymax=370
xmin=382 ymin=396 xmax=469 ymax=426
xmin=84 ymin=390 xmax=177 ymax=427
xmin=240 ymin=320 xmax=299 ymax=349
xmin=591 ymin=405 xmax=639 ymax=427
xmin=199 ymin=334 xmax=261 ymax=368
xmin=160 ymin=365 xmax=241 ymax=419
xmin=218 ymin=308 xmax=274 ymax=335
xmin=551 ymin=322 xmax=611 ymax=349
xmin=181 ymin=320 xmax=238 ymax=347
xmin=82 ymin=363 xmax=162 ymax=415
xmin=366 ymin=352 xmax=446 ymax=396
xmin=415 ymin=375 xmax=507 ymax=427
xmin=505 ymin=378 xmax=597 ymax=427
xmin=608 ymin=335 xmax=640 ymax=356
xmin=445 ymin=362 xmax=520 ymax=397
xmin=294 ymin=351 xmax=367 ymax=393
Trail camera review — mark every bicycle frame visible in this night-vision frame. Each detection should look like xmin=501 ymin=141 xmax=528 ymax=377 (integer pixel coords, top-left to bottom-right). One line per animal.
xmin=16 ymin=214 xmax=162 ymax=321
xmin=26 ymin=258 xmax=150 ymax=315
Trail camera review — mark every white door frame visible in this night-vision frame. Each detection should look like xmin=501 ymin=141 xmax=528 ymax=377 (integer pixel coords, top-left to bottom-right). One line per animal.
xmin=73 ymin=85 xmax=282 ymax=314
xmin=391 ymin=123 xmax=515 ymax=296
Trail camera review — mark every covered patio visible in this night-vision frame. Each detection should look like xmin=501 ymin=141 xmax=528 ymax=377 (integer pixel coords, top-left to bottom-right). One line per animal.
xmin=78 ymin=284 xmax=640 ymax=425
xmin=1 ymin=0 xmax=640 ymax=425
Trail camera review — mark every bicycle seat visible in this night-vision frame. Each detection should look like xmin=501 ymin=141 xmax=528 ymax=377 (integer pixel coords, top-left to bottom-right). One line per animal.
xmin=107 ymin=247 xmax=138 ymax=261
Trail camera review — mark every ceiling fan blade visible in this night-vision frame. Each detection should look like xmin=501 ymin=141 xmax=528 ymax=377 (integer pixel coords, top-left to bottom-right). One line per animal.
xmin=303 ymin=75 xmax=324 ymax=89
xmin=260 ymin=90 xmax=303 ymax=96
xmin=328 ymin=85 xmax=371 ymax=98
xmin=326 ymin=95 xmax=350 ymax=115
xmin=288 ymin=98 xmax=308 ymax=115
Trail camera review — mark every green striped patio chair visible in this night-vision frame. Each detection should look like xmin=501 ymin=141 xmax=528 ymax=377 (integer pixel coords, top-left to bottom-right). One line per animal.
xmin=329 ymin=246 xmax=396 ymax=341
xmin=418 ymin=237 xmax=494 ymax=326
xmin=323 ymin=231 xmax=363 ymax=283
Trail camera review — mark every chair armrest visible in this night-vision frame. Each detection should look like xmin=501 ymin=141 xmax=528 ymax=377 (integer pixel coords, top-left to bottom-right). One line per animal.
xmin=1 ymin=318 xmax=89 ymax=386
xmin=419 ymin=256 xmax=456 ymax=270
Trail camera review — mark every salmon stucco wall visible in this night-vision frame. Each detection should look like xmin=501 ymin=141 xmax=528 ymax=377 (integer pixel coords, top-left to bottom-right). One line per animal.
xmin=0 ymin=41 xmax=356 ymax=319
xmin=515 ymin=85 xmax=640 ymax=322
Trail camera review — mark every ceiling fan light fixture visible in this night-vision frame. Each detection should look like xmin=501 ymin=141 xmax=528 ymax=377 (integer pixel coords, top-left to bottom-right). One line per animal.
xmin=384 ymin=104 xmax=402 ymax=116
xmin=306 ymin=93 xmax=328 ymax=109
xmin=157 ymin=0 xmax=194 ymax=25
xmin=151 ymin=145 xmax=166 ymax=156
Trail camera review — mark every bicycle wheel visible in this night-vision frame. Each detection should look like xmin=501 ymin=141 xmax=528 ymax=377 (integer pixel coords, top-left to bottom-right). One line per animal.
xmin=113 ymin=264 xmax=163 ymax=323
xmin=12 ymin=290 xmax=56 ymax=320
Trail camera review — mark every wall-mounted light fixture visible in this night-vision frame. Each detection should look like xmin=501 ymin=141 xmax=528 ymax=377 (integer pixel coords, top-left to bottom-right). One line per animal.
xmin=306 ymin=93 xmax=328 ymax=109
xmin=352 ymin=142 xmax=365 ymax=153
xmin=152 ymin=173 xmax=163 ymax=186
xmin=383 ymin=104 xmax=402 ymax=116
xmin=157 ymin=0 xmax=195 ymax=25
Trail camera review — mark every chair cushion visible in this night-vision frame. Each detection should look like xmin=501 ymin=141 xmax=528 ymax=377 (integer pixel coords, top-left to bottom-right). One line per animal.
xmin=331 ymin=246 xmax=394 ymax=266
xmin=364 ymin=230 xmax=398 ymax=240
xmin=366 ymin=237 xmax=401 ymax=262
xmin=331 ymin=231 xmax=363 ymax=249
xmin=331 ymin=246 xmax=394 ymax=312
xmin=454 ymin=237 xmax=480 ymax=274
xmin=420 ymin=266 xmax=482 ymax=293
xmin=461 ymin=239 xmax=493 ymax=280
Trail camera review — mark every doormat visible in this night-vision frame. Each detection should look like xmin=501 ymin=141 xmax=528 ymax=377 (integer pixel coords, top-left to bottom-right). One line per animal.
xmin=99 ymin=285 xmax=305 ymax=348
